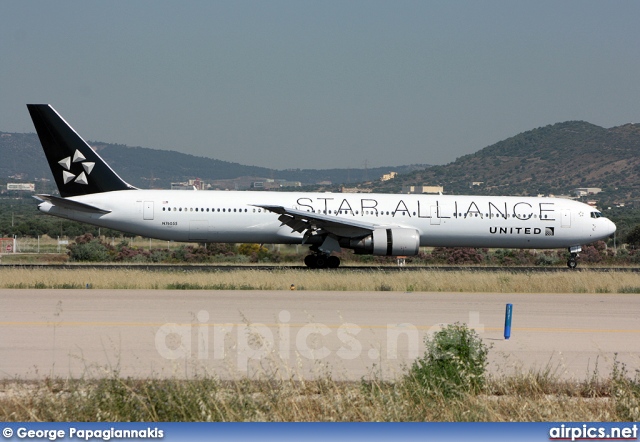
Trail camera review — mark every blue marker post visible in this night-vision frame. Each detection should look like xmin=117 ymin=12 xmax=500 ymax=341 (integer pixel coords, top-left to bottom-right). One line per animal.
xmin=504 ymin=303 xmax=513 ymax=340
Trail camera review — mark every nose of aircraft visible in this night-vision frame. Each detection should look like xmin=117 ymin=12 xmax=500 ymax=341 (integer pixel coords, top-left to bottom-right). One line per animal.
xmin=606 ymin=218 xmax=617 ymax=237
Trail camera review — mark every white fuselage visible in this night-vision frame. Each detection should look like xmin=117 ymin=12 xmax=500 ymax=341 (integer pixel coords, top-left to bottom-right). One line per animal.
xmin=37 ymin=189 xmax=616 ymax=251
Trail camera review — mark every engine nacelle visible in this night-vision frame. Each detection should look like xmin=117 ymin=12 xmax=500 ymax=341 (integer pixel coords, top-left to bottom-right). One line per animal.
xmin=346 ymin=228 xmax=421 ymax=256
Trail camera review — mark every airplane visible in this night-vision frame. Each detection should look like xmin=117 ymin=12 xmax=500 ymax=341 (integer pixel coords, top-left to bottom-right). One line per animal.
xmin=27 ymin=104 xmax=616 ymax=269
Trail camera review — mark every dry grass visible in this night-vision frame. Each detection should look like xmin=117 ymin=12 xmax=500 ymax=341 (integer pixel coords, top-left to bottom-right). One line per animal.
xmin=1 ymin=268 xmax=640 ymax=293
xmin=0 ymin=371 xmax=629 ymax=422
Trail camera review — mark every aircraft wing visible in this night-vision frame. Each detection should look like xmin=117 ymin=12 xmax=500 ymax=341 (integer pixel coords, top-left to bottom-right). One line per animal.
xmin=255 ymin=204 xmax=394 ymax=238
xmin=34 ymin=194 xmax=112 ymax=214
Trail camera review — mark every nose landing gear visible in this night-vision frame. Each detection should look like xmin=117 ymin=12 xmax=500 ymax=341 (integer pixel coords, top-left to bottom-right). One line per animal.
xmin=567 ymin=246 xmax=582 ymax=269
xmin=567 ymin=254 xmax=578 ymax=269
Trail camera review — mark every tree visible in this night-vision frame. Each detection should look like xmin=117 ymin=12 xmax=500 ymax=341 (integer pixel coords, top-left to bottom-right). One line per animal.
xmin=626 ymin=225 xmax=640 ymax=249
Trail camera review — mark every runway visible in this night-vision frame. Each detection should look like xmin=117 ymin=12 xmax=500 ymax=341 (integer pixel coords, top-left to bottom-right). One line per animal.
xmin=1 ymin=289 xmax=639 ymax=381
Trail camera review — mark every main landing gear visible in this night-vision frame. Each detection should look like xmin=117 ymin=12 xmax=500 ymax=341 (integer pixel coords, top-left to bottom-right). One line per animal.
xmin=304 ymin=253 xmax=341 ymax=269
xmin=567 ymin=246 xmax=582 ymax=269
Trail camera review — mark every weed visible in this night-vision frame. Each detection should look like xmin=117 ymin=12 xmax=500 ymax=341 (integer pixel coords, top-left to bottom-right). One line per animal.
xmin=611 ymin=356 xmax=640 ymax=421
xmin=405 ymin=323 xmax=490 ymax=399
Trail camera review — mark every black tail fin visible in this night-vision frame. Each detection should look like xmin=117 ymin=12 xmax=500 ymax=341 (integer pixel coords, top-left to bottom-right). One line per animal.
xmin=27 ymin=104 xmax=137 ymax=197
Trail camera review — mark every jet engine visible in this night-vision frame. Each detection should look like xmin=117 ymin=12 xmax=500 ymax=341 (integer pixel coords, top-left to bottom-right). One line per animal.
xmin=345 ymin=228 xmax=421 ymax=256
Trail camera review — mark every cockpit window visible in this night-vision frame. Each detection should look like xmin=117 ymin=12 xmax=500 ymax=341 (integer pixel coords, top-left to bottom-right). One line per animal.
xmin=590 ymin=212 xmax=603 ymax=218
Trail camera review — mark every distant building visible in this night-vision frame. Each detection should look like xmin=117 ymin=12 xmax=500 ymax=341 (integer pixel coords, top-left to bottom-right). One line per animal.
xmin=170 ymin=183 xmax=194 ymax=190
xmin=380 ymin=171 xmax=397 ymax=182
xmin=210 ymin=176 xmax=266 ymax=190
xmin=249 ymin=179 xmax=301 ymax=190
xmin=170 ymin=178 xmax=206 ymax=190
xmin=7 ymin=183 xmax=35 ymax=191
xmin=470 ymin=181 xmax=484 ymax=187
xmin=275 ymin=179 xmax=302 ymax=188
xmin=402 ymin=185 xmax=443 ymax=194
xmin=573 ymin=187 xmax=602 ymax=197
xmin=341 ymin=187 xmax=373 ymax=193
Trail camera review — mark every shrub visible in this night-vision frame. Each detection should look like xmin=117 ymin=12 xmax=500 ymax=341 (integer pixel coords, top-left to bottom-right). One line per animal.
xmin=430 ymin=247 xmax=487 ymax=265
xmin=535 ymin=253 xmax=559 ymax=266
xmin=67 ymin=234 xmax=113 ymax=262
xmin=405 ymin=323 xmax=490 ymax=398
xmin=238 ymin=243 xmax=278 ymax=262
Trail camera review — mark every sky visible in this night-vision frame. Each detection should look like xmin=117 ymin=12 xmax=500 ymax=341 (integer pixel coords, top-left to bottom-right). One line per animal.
xmin=2 ymin=1 xmax=640 ymax=170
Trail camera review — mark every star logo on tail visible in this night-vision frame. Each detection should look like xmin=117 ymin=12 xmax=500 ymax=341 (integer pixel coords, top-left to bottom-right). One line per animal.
xmin=58 ymin=149 xmax=95 ymax=185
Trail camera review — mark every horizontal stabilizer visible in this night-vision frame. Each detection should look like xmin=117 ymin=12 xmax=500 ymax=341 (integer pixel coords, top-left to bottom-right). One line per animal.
xmin=34 ymin=194 xmax=111 ymax=214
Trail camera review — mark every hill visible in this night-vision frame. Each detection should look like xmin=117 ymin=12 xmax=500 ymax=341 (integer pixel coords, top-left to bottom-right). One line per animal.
xmin=371 ymin=121 xmax=640 ymax=205
xmin=3 ymin=121 xmax=640 ymax=206
xmin=0 ymin=132 xmax=424 ymax=190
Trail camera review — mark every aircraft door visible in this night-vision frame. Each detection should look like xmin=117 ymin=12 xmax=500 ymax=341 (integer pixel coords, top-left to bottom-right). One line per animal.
xmin=143 ymin=201 xmax=154 ymax=220
xmin=561 ymin=209 xmax=571 ymax=228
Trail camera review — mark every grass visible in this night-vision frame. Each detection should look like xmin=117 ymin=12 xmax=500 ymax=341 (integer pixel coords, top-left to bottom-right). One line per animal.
xmin=1 ymin=268 xmax=640 ymax=293
xmin=1 ymin=365 xmax=637 ymax=421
